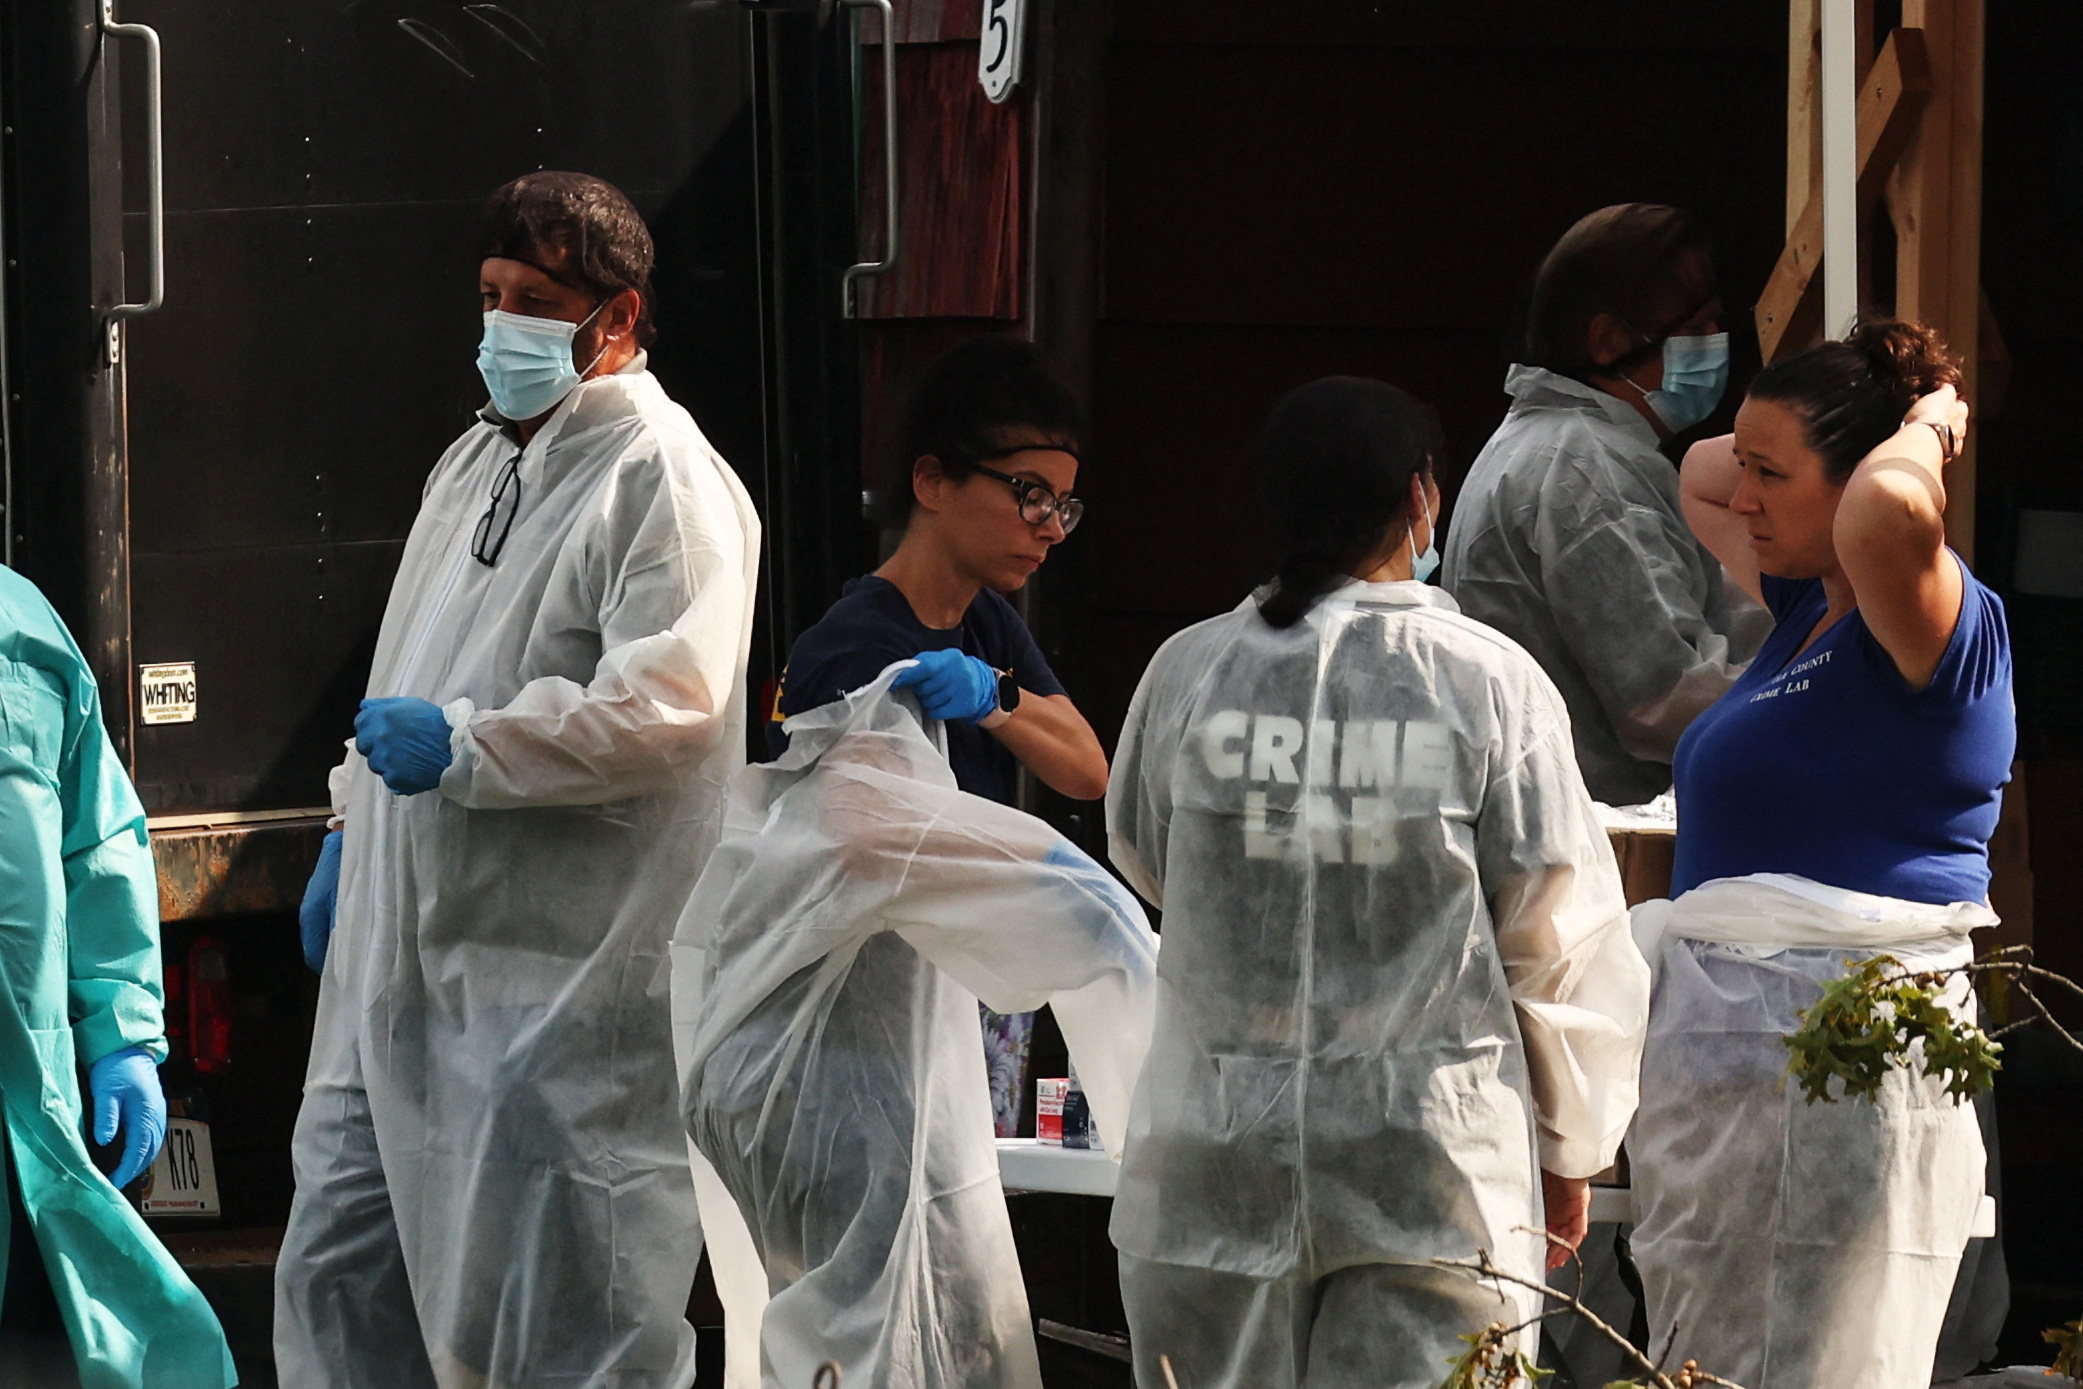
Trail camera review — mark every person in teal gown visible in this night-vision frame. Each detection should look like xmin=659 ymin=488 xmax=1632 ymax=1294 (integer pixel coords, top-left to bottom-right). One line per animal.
xmin=0 ymin=564 xmax=235 ymax=1388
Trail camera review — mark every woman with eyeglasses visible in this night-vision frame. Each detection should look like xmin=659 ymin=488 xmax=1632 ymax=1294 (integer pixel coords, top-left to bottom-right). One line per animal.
xmin=770 ymin=334 xmax=1107 ymax=805
xmin=768 ymin=335 xmax=1109 ymax=1146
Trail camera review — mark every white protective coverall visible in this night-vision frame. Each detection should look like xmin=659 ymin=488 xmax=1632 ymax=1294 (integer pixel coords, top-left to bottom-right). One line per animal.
xmin=1628 ymin=874 xmax=1992 ymax=1389
xmin=1443 ymin=365 xmax=1762 ymax=807
xmin=275 ymin=355 xmax=760 ymax=1389
xmin=1106 ymin=579 xmax=1651 ymax=1389
xmin=676 ymin=667 xmax=1159 ymax=1389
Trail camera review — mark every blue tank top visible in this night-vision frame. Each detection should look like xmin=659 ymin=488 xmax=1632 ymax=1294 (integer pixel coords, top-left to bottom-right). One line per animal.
xmin=1671 ymin=556 xmax=2013 ymax=905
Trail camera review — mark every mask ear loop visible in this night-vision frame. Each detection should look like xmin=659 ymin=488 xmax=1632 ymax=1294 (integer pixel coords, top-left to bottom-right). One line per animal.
xmin=1609 ymin=316 xmax=1669 ymax=393
xmin=574 ymin=298 xmax=618 ymax=380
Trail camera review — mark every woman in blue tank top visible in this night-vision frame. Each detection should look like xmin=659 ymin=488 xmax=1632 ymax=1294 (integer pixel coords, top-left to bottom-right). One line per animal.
xmin=1626 ymin=321 xmax=2012 ymax=1389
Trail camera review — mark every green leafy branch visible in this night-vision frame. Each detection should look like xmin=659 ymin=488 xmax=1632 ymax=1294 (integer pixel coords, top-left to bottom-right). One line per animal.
xmin=1433 ymin=1240 xmax=1747 ymax=1389
xmin=1784 ymin=945 xmax=2083 ymax=1105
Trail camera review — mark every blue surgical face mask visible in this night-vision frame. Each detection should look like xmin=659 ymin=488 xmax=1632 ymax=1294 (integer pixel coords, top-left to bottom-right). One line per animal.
xmin=1407 ymin=491 xmax=1440 ymax=583
xmin=476 ymin=304 xmax=606 ymax=422
xmin=1638 ymin=331 xmax=1730 ymax=433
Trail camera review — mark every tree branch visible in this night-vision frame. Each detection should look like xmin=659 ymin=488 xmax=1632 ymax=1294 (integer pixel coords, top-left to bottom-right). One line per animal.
xmin=1436 ymin=1252 xmax=1646 ymax=1386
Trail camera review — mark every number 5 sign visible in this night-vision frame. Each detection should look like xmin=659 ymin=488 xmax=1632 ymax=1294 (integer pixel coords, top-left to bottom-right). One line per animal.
xmin=978 ymin=0 xmax=1026 ymax=104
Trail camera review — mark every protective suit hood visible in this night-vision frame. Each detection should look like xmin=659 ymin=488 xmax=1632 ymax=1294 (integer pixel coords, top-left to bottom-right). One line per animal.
xmin=1501 ymin=362 xmax=1662 ymax=448
xmin=1241 ymin=574 xmax=1463 ymax=617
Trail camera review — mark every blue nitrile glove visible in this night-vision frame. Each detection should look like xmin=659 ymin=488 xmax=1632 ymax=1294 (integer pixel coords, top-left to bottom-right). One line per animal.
xmin=90 ymin=1046 xmax=167 ymax=1190
xmin=355 ymin=696 xmax=454 ymax=795
xmin=890 ymin=650 xmax=1000 ymax=724
xmin=300 ymin=828 xmax=343 ymax=974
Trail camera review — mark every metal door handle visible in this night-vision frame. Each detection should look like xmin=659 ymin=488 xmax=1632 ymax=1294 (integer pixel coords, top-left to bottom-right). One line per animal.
xmin=840 ymin=0 xmax=897 ymax=319
xmin=102 ymin=0 xmax=164 ymax=345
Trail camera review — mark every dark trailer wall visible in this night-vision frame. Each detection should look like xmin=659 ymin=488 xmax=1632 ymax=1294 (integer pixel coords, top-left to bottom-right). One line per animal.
xmin=0 ymin=1 xmax=866 ymax=1380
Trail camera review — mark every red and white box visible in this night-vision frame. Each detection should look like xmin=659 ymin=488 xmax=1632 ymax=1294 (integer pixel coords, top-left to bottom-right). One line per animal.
xmin=1036 ymin=1077 xmax=1071 ymax=1145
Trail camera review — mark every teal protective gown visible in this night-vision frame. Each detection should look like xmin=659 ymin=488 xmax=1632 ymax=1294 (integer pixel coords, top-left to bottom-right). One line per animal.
xmin=0 ymin=565 xmax=235 ymax=1388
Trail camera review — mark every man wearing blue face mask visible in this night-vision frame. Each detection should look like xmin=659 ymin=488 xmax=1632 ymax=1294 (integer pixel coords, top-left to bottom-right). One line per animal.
xmin=1444 ymin=203 xmax=1765 ymax=807
xmin=275 ymin=172 xmax=761 ymax=1388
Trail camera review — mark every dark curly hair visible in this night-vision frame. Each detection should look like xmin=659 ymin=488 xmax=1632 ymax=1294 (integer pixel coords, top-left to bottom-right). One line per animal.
xmin=1254 ymin=377 xmax=1444 ymax=630
xmin=479 ymin=171 xmax=657 ymax=347
xmin=1746 ymin=320 xmax=1963 ymax=482
xmin=883 ymin=335 xmax=1084 ymax=530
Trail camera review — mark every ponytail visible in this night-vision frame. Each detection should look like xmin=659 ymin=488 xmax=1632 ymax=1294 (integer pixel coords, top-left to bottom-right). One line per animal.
xmin=1749 ymin=319 xmax=1963 ymax=482
xmin=1252 ymin=377 xmax=1443 ymax=630
xmin=1258 ymin=553 xmax=1348 ymax=630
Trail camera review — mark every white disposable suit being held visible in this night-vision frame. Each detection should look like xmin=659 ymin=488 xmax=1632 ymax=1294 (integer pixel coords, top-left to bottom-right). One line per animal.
xmin=675 ymin=667 xmax=1159 ymax=1389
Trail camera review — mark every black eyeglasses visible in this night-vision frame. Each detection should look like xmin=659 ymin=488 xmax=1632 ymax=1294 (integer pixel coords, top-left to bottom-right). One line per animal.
xmin=970 ymin=457 xmax=1083 ymax=534
xmin=472 ymin=450 xmax=523 ymax=566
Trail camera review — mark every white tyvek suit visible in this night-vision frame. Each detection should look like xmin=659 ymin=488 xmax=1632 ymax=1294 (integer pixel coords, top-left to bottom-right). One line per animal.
xmin=676 ymin=667 xmax=1159 ymax=1389
xmin=275 ymin=356 xmax=760 ymax=1389
xmin=1443 ymin=365 xmax=1761 ymax=807
xmin=1628 ymin=875 xmax=1992 ymax=1389
xmin=1105 ymin=580 xmax=1650 ymax=1389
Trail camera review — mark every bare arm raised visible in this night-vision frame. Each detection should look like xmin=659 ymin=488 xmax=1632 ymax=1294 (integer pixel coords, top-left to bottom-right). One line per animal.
xmin=1680 ymin=433 xmax=1764 ymax=607
xmin=1834 ymin=386 xmax=1970 ymax=690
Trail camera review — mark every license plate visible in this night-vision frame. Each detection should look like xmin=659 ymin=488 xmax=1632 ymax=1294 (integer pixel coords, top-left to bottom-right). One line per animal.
xmin=141 ymin=1117 xmax=220 ymax=1216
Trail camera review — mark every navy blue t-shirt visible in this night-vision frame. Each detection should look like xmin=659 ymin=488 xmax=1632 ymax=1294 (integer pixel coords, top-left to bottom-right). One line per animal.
xmin=1671 ymin=556 xmax=2013 ymax=905
xmin=771 ymin=575 xmax=1066 ymax=805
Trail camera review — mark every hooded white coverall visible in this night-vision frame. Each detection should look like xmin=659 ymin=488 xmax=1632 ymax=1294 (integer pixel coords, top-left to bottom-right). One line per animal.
xmin=275 ymin=356 xmax=760 ymax=1389
xmin=1106 ymin=580 xmax=1651 ymax=1389
xmin=676 ymin=668 xmax=1159 ymax=1389
xmin=1443 ymin=365 xmax=1761 ymax=807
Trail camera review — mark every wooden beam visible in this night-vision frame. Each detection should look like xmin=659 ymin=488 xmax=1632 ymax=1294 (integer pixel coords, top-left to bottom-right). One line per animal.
xmin=1891 ymin=0 xmax=1984 ymax=562
xmin=1755 ymin=26 xmax=1931 ymax=361
xmin=1787 ymin=0 xmax=1822 ymax=240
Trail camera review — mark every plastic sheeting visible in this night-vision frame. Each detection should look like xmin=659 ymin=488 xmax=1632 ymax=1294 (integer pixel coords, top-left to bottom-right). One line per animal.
xmin=1629 ymin=874 xmax=1993 ymax=1389
xmin=676 ymin=667 xmax=1158 ymax=1389
xmin=1443 ymin=365 xmax=1760 ymax=807
xmin=277 ymin=356 xmax=760 ymax=1389
xmin=1104 ymin=579 xmax=1650 ymax=1389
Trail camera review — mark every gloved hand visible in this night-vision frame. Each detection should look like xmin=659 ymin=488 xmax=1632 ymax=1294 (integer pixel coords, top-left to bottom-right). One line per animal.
xmin=890 ymin=650 xmax=999 ymax=724
xmin=1045 ymin=840 xmax=1147 ymax=926
xmin=90 ymin=1046 xmax=167 ymax=1190
xmin=355 ymin=697 xmax=454 ymax=795
xmin=300 ymin=829 xmax=343 ymax=974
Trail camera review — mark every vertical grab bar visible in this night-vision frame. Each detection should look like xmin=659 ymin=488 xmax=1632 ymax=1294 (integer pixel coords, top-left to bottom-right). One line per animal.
xmin=839 ymin=0 xmax=897 ymax=319
xmin=102 ymin=0 xmax=164 ymax=356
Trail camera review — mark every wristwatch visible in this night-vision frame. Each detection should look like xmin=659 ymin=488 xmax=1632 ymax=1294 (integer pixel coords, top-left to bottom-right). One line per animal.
xmin=980 ymin=667 xmax=1020 ymax=729
xmin=1922 ymin=420 xmax=1959 ymax=464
